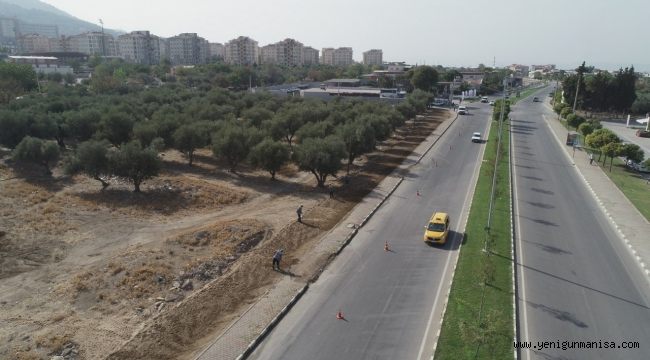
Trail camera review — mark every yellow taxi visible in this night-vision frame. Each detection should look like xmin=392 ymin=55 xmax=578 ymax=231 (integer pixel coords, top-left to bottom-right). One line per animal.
xmin=423 ymin=212 xmax=450 ymax=245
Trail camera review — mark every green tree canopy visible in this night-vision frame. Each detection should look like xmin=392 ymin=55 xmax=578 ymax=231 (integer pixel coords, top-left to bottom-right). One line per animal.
xmin=66 ymin=139 xmax=111 ymax=189
xmin=294 ymin=136 xmax=345 ymax=187
xmin=13 ymin=136 xmax=60 ymax=175
xmin=248 ymin=138 xmax=290 ymax=179
xmin=410 ymin=66 xmax=439 ymax=92
xmin=173 ymin=123 xmax=209 ymax=166
xmin=109 ymin=140 xmax=161 ymax=192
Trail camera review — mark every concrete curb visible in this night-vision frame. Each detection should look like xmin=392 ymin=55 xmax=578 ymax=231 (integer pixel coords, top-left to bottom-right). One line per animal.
xmin=335 ymin=177 xmax=404 ymax=256
xmin=509 ymin=117 xmax=521 ymax=360
xmin=236 ymin=284 xmax=309 ymax=360
xmin=543 ymin=114 xmax=650 ymax=279
xmin=224 ymin=109 xmax=455 ymax=360
xmin=429 ymin=112 xmax=489 ymax=358
xmin=234 ymin=176 xmax=404 ymax=360
xmin=415 ymin=111 xmax=459 ymax=166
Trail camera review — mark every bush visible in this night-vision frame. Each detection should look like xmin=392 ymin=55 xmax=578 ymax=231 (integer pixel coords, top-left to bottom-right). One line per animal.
xmin=294 ymin=136 xmax=345 ymax=187
xmin=560 ymin=107 xmax=573 ymax=119
xmin=567 ymin=114 xmax=586 ymax=129
xmin=553 ymin=102 xmax=568 ymax=114
xmin=67 ymin=140 xmax=111 ymax=189
xmin=578 ymin=122 xmax=594 ymax=137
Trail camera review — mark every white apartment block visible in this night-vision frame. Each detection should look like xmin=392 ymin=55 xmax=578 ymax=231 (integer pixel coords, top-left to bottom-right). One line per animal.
xmin=17 ymin=22 xmax=59 ymax=38
xmin=321 ymin=47 xmax=353 ymax=66
xmin=209 ymin=42 xmax=225 ymax=59
xmin=363 ymin=49 xmax=383 ymax=66
xmin=17 ymin=34 xmax=51 ymax=53
xmin=224 ymin=36 xmax=259 ymax=65
xmin=302 ymin=46 xmax=319 ymax=65
xmin=68 ymin=32 xmax=117 ymax=56
xmin=117 ymin=31 xmax=162 ymax=65
xmin=167 ymin=33 xmax=209 ymax=65
xmin=260 ymin=38 xmax=303 ymax=66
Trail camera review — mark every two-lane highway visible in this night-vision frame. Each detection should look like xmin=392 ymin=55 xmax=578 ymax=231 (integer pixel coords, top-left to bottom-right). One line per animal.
xmin=512 ymin=87 xmax=650 ymax=359
xmin=249 ymin=103 xmax=493 ymax=360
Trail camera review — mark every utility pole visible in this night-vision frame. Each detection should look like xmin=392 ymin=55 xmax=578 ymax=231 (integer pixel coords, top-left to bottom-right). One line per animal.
xmin=99 ymin=19 xmax=106 ymax=57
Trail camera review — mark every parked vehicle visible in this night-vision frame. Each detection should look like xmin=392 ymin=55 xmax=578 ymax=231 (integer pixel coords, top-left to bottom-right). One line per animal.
xmin=480 ymin=97 xmax=488 ymax=103
xmin=458 ymin=105 xmax=468 ymax=115
xmin=636 ymin=129 xmax=650 ymax=138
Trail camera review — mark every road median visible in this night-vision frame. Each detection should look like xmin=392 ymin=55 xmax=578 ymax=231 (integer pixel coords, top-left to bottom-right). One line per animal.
xmin=435 ymin=99 xmax=514 ymax=359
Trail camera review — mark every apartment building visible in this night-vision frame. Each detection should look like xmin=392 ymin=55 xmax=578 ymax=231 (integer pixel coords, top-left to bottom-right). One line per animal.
xmin=260 ymin=38 xmax=303 ymax=66
xmin=321 ymin=47 xmax=353 ymax=66
xmin=68 ymin=31 xmax=117 ymax=56
xmin=302 ymin=46 xmax=319 ymax=65
xmin=17 ymin=34 xmax=51 ymax=53
xmin=17 ymin=22 xmax=59 ymax=38
xmin=224 ymin=36 xmax=259 ymax=65
xmin=117 ymin=31 xmax=162 ymax=65
xmin=363 ymin=49 xmax=383 ymax=66
xmin=167 ymin=33 xmax=209 ymax=65
xmin=209 ymin=42 xmax=225 ymax=59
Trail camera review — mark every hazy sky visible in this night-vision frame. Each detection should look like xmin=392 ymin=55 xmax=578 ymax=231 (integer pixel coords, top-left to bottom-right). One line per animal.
xmin=42 ymin=0 xmax=650 ymax=71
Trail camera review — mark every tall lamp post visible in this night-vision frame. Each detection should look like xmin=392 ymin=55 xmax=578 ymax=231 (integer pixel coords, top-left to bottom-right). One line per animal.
xmin=99 ymin=19 xmax=106 ymax=57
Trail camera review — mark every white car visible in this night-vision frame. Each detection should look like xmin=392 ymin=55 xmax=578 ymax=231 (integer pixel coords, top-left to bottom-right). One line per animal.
xmin=458 ymin=105 xmax=468 ymax=115
xmin=471 ymin=132 xmax=482 ymax=143
xmin=489 ymin=101 xmax=495 ymax=106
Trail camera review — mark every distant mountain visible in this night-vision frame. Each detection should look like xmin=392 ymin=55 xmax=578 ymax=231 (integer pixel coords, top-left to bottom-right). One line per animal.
xmin=0 ymin=0 xmax=122 ymax=36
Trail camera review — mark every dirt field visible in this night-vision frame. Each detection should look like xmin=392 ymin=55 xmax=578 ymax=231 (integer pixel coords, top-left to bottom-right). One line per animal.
xmin=0 ymin=109 xmax=451 ymax=360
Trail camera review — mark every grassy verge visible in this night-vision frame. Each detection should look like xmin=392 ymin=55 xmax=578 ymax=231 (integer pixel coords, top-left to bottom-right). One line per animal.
xmin=435 ymin=102 xmax=513 ymax=359
xmin=584 ymin=152 xmax=650 ymax=221
xmin=509 ymin=87 xmax=538 ymax=105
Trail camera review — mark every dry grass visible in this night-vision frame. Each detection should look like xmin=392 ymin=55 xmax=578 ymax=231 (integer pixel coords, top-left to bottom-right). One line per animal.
xmin=34 ymin=332 xmax=71 ymax=354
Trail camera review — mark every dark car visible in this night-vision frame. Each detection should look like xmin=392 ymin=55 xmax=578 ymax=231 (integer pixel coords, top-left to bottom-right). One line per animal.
xmin=533 ymin=97 xmax=539 ymax=102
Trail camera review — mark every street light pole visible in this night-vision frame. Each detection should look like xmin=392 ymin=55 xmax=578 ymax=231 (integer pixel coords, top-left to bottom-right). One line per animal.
xmin=99 ymin=19 xmax=106 ymax=57
xmin=572 ymin=72 xmax=581 ymax=112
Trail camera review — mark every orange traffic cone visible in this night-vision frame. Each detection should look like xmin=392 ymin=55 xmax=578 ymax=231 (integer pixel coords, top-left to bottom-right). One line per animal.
xmin=336 ymin=310 xmax=345 ymax=320
xmin=384 ymin=241 xmax=390 ymax=252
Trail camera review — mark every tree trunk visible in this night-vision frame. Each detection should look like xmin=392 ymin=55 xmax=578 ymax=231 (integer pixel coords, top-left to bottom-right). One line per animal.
xmin=270 ymin=170 xmax=276 ymax=180
xmin=133 ymin=178 xmax=141 ymax=193
xmin=94 ymin=175 xmax=109 ymax=190
xmin=188 ymin=151 xmax=194 ymax=167
xmin=610 ymin=156 xmax=613 ymax=172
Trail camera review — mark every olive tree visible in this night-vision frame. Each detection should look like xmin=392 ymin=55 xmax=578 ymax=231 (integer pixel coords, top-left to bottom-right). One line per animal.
xmin=294 ymin=136 xmax=345 ymax=187
xmin=66 ymin=139 xmax=111 ymax=189
xmin=248 ymin=138 xmax=290 ymax=179
xmin=109 ymin=140 xmax=161 ymax=192
xmin=173 ymin=123 xmax=209 ymax=166
xmin=13 ymin=136 xmax=60 ymax=175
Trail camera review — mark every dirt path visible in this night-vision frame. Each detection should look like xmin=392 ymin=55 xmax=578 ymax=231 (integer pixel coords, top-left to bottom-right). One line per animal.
xmin=0 ymin=109 xmax=452 ymax=360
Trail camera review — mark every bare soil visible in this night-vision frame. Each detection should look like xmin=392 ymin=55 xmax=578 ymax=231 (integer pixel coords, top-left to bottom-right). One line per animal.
xmin=0 ymin=109 xmax=451 ymax=360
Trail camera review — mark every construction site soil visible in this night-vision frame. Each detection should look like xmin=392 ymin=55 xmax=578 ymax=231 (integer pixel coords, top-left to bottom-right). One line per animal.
xmin=0 ymin=108 xmax=450 ymax=360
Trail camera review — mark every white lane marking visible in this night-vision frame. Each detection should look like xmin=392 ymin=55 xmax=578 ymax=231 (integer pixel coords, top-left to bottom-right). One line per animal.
xmin=417 ymin=113 xmax=490 ymax=360
xmin=511 ymin=120 xmax=531 ymax=360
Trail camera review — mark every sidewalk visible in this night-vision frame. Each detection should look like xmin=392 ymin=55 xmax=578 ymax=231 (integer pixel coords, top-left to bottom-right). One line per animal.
xmin=543 ymin=108 xmax=650 ymax=279
xmin=195 ymin=110 xmax=458 ymax=360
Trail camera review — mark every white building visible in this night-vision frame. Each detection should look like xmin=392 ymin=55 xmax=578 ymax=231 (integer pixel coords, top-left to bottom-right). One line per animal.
xmin=68 ymin=32 xmax=117 ymax=56
xmin=363 ymin=49 xmax=382 ymax=66
xmin=17 ymin=34 xmax=51 ymax=53
xmin=209 ymin=42 xmax=225 ymax=59
xmin=224 ymin=36 xmax=259 ymax=65
xmin=321 ymin=47 xmax=353 ymax=66
xmin=117 ymin=31 xmax=162 ymax=65
xmin=261 ymin=38 xmax=304 ymax=66
xmin=302 ymin=46 xmax=319 ymax=65
xmin=7 ymin=55 xmax=72 ymax=74
xmin=167 ymin=33 xmax=209 ymax=65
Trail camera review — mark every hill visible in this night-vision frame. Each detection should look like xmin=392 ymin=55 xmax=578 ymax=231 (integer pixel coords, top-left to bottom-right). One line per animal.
xmin=0 ymin=0 xmax=122 ymax=36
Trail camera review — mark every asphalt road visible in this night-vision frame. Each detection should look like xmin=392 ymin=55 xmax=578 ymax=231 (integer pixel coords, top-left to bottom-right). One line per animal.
xmin=249 ymin=103 xmax=493 ymax=360
xmin=512 ymin=87 xmax=650 ymax=359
